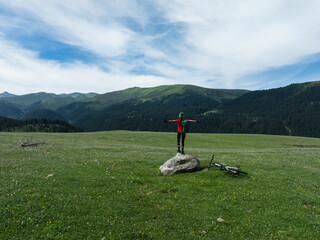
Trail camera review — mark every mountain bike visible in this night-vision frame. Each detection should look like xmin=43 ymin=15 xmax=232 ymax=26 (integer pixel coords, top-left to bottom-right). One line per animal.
xmin=208 ymin=154 xmax=248 ymax=175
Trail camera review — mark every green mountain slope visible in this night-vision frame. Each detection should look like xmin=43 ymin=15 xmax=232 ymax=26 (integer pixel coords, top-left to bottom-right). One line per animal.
xmin=0 ymin=101 xmax=22 ymax=119
xmin=0 ymin=92 xmax=98 ymax=119
xmin=84 ymin=85 xmax=249 ymax=108
xmin=25 ymin=93 xmax=97 ymax=112
xmin=221 ymin=81 xmax=320 ymax=114
xmin=2 ymin=82 xmax=319 ymax=137
xmin=0 ymin=91 xmax=16 ymax=98
xmin=0 ymin=116 xmax=82 ymax=132
xmin=22 ymin=109 xmax=66 ymax=121
xmin=216 ymin=81 xmax=320 ymax=137
xmin=71 ymin=91 xmax=220 ymax=131
xmin=57 ymin=85 xmax=249 ymax=130
xmin=1 ymin=92 xmax=57 ymax=108
xmin=63 ymin=81 xmax=320 ymax=137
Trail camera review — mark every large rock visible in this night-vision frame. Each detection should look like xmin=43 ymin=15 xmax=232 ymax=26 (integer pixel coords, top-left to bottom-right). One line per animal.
xmin=159 ymin=153 xmax=201 ymax=175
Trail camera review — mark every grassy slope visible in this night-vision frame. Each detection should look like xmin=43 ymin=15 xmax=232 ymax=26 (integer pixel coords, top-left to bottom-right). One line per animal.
xmin=84 ymin=85 xmax=249 ymax=109
xmin=0 ymin=132 xmax=319 ymax=239
xmin=221 ymin=81 xmax=320 ymax=114
xmin=0 ymin=93 xmax=56 ymax=108
xmin=0 ymin=92 xmax=98 ymax=115
xmin=29 ymin=93 xmax=99 ymax=111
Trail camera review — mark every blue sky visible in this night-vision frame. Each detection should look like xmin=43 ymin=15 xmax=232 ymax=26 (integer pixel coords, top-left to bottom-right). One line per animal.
xmin=1 ymin=0 xmax=320 ymax=94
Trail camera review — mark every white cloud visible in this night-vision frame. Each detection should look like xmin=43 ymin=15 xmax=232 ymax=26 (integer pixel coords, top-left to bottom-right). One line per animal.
xmin=0 ymin=37 xmax=173 ymax=94
xmin=156 ymin=0 xmax=320 ymax=87
xmin=1 ymin=0 xmax=320 ymax=93
xmin=0 ymin=0 xmax=140 ymax=57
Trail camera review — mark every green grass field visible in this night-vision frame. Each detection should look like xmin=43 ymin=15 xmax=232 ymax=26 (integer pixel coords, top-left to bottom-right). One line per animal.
xmin=1 ymin=131 xmax=319 ymax=239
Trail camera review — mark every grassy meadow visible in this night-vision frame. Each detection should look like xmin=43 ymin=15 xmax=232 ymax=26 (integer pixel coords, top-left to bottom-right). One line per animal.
xmin=0 ymin=131 xmax=319 ymax=239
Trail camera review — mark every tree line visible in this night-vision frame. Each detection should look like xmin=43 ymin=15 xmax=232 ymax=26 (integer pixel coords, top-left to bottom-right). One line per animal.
xmin=68 ymin=85 xmax=320 ymax=138
xmin=0 ymin=117 xmax=83 ymax=132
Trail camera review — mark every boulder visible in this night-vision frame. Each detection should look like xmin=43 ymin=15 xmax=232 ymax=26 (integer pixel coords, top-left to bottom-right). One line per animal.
xmin=159 ymin=153 xmax=201 ymax=175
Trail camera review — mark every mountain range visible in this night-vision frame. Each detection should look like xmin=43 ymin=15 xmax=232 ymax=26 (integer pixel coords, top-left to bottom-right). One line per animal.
xmin=0 ymin=91 xmax=16 ymax=98
xmin=0 ymin=92 xmax=98 ymax=119
xmin=1 ymin=81 xmax=319 ymax=137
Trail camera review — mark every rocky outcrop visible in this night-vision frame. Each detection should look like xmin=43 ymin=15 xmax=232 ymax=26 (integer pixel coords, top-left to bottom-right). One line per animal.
xmin=159 ymin=153 xmax=201 ymax=175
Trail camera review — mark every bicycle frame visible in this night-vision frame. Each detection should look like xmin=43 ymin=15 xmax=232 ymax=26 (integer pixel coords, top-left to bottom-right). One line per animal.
xmin=208 ymin=154 xmax=248 ymax=175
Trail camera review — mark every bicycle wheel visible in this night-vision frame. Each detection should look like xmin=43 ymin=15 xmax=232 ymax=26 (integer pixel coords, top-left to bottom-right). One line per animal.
xmin=237 ymin=170 xmax=248 ymax=175
xmin=226 ymin=167 xmax=248 ymax=175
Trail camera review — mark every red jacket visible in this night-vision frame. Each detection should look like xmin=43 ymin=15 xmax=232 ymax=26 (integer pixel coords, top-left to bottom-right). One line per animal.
xmin=175 ymin=119 xmax=183 ymax=132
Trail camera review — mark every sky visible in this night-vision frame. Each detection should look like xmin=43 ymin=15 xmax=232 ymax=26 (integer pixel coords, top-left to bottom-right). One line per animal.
xmin=1 ymin=0 xmax=320 ymax=94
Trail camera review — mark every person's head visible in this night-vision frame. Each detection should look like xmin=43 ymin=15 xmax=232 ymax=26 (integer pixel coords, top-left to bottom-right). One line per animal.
xmin=179 ymin=112 xmax=184 ymax=119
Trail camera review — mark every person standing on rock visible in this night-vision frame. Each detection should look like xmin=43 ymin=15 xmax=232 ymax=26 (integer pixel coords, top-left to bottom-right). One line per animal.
xmin=163 ymin=112 xmax=200 ymax=154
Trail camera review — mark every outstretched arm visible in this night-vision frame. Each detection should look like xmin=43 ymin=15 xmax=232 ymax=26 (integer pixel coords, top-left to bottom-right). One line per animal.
xmin=163 ymin=120 xmax=176 ymax=123
xmin=187 ymin=119 xmax=200 ymax=123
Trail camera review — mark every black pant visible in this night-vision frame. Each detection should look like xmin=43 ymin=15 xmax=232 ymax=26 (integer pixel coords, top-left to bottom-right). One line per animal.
xmin=177 ymin=132 xmax=186 ymax=148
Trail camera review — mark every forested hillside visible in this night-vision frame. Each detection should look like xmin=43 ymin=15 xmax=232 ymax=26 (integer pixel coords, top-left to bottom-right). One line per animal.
xmin=56 ymin=85 xmax=249 ymax=131
xmin=56 ymin=85 xmax=248 ymax=121
xmin=1 ymin=82 xmax=319 ymax=137
xmin=63 ymin=81 xmax=320 ymax=137
xmin=0 ymin=92 xmax=98 ymax=119
xmin=0 ymin=91 xmax=16 ymax=98
xmin=217 ymin=81 xmax=320 ymax=137
xmin=0 ymin=116 xmax=83 ymax=132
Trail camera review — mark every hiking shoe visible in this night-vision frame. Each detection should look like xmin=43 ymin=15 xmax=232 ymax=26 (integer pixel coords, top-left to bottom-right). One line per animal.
xmin=177 ymin=149 xmax=181 ymax=153
xmin=181 ymin=149 xmax=184 ymax=154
